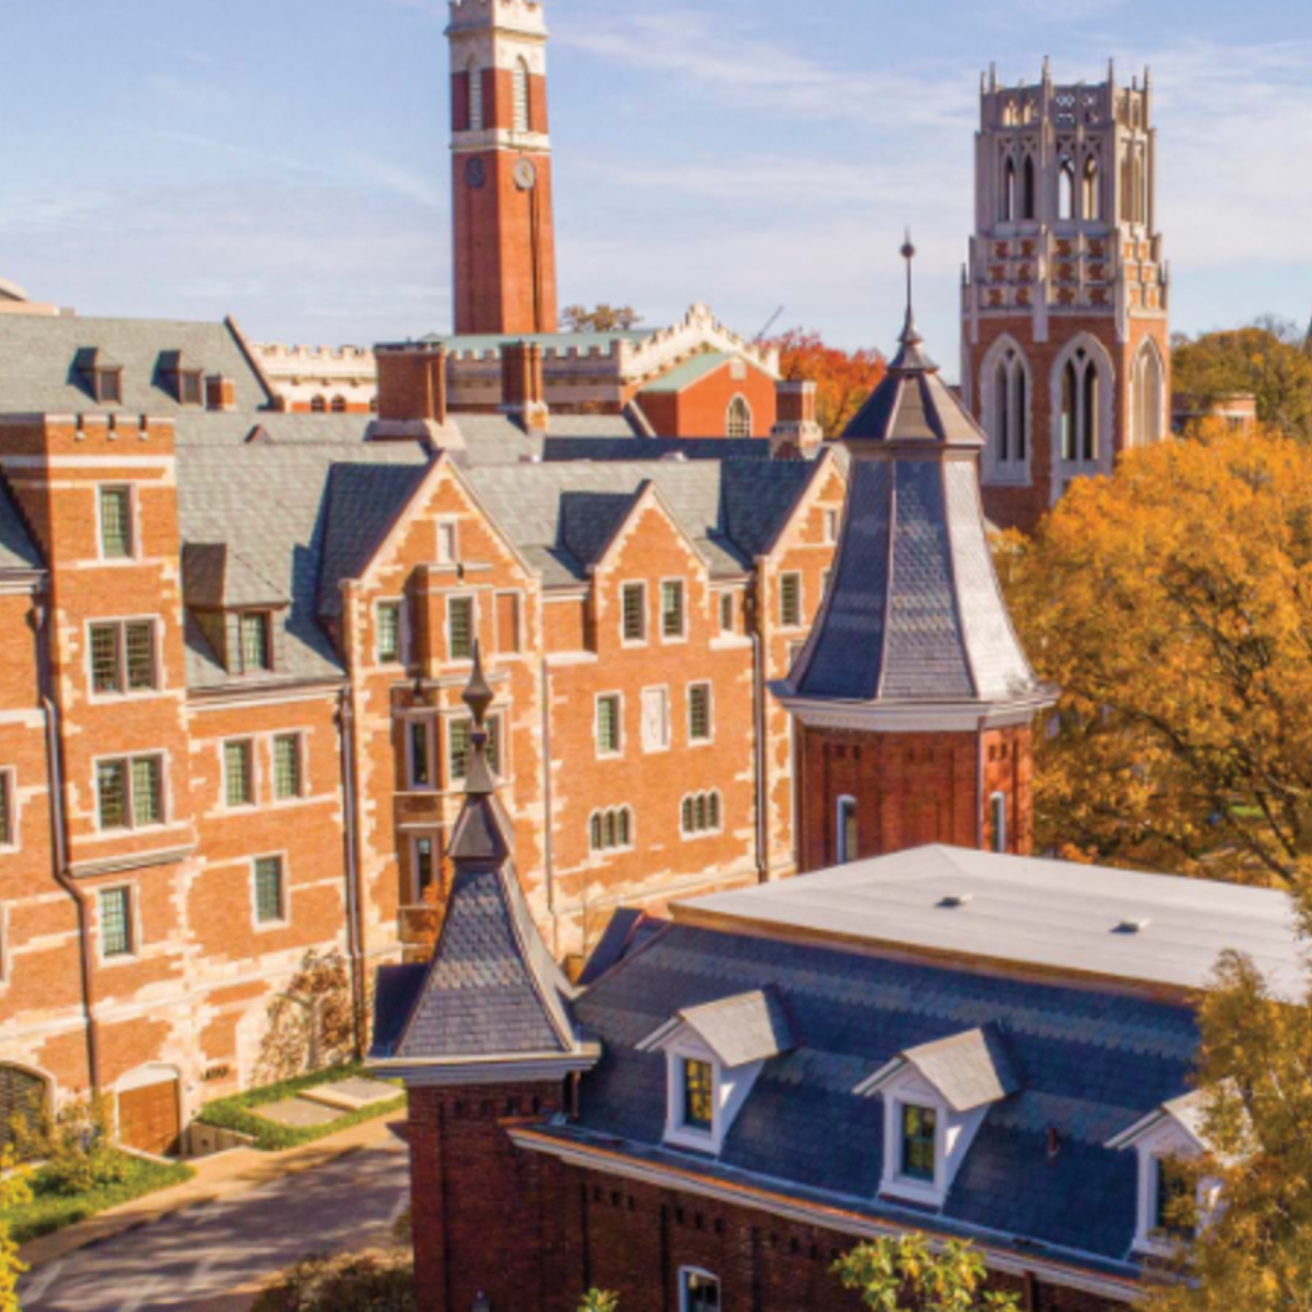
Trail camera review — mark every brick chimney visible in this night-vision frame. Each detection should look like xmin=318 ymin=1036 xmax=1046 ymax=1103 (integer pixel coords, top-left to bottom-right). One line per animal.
xmin=377 ymin=346 xmax=449 ymax=424
xmin=205 ymin=375 xmax=237 ymax=412
xmin=500 ymin=341 xmax=549 ymax=432
xmin=770 ymin=379 xmax=823 ymax=455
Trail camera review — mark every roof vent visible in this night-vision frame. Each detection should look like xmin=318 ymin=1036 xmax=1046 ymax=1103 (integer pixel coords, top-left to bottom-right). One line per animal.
xmin=1113 ymin=918 xmax=1151 ymax=935
xmin=938 ymin=894 xmax=974 ymax=910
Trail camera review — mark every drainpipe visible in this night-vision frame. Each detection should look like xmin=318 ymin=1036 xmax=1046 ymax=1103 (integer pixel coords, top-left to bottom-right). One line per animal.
xmin=750 ymin=629 xmax=769 ymax=884
xmin=337 ymin=688 xmax=367 ymax=1059
xmin=538 ymin=655 xmax=557 ymax=953
xmin=33 ymin=603 xmax=101 ymax=1092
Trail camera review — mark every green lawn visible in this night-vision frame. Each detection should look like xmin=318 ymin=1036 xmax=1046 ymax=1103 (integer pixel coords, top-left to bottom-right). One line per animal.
xmin=6 ymin=1151 xmax=193 ymax=1244
xmin=197 ymin=1063 xmax=406 ymax=1152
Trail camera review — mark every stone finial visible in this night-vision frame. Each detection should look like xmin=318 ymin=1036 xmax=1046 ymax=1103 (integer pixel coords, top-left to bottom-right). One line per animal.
xmin=462 ymin=642 xmax=498 ymax=797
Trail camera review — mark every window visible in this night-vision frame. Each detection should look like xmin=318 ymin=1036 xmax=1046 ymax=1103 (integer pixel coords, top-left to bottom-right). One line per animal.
xmin=681 ymin=1270 xmax=721 ymax=1312
xmin=89 ymin=620 xmax=158 ymax=695
xmin=97 ymin=756 xmax=163 ymax=830
xmin=589 ymin=807 xmax=633 ymax=853
xmin=310 ymin=396 xmax=326 ymax=415
xmin=1058 ymin=155 xmax=1076 ymax=220
xmin=496 ymin=592 xmax=522 ymax=654
xmin=93 ymin=367 xmax=123 ymax=405
xmin=681 ymin=791 xmax=722 ymax=836
xmin=1083 ymin=154 xmax=1101 ymax=221
xmin=779 ymin=573 xmax=802 ymax=628
xmin=408 ymin=719 xmax=434 ymax=790
xmin=468 ymin=64 xmax=484 ymax=133
xmin=224 ymin=740 xmax=255 ymax=808
xmin=0 ymin=773 xmax=14 ymax=848
xmin=448 ymin=596 xmax=474 ymax=661
xmin=596 ymin=695 xmax=622 ymax=757
xmin=1154 ymin=1157 xmax=1194 ymax=1239
xmin=413 ymin=835 xmax=437 ymax=897
xmin=100 ymin=887 xmax=133 ymax=958
xmin=1060 ymin=348 xmax=1102 ymax=465
xmin=725 ymin=395 xmax=752 ymax=439
xmin=239 ymin=612 xmax=272 ymax=673
xmin=253 ymin=856 xmax=286 ymax=925
xmin=1021 ymin=153 xmax=1036 ymax=220
xmin=682 ymin=1059 xmax=714 ymax=1132
xmin=448 ymin=714 xmax=503 ymax=781
xmin=179 ymin=370 xmax=203 ymax=407
xmin=98 ymin=486 xmax=133 ymax=560
xmin=688 ymin=684 xmax=712 ymax=742
xmin=513 ymin=57 xmax=531 ymax=133
xmin=1131 ymin=342 xmax=1165 ymax=448
xmin=901 ymin=1104 xmax=937 ymax=1183
xmin=1001 ymin=153 xmax=1017 ymax=222
xmin=436 ymin=521 xmax=459 ymax=566
xmin=986 ymin=345 xmax=1029 ymax=480
xmin=273 ymin=735 xmax=303 ymax=801
xmin=823 ymin=509 xmax=839 ymax=544
xmin=719 ymin=592 xmax=735 ymax=634
xmin=330 ymin=396 xmax=347 ymax=414
xmin=661 ymin=580 xmax=686 ymax=640
xmin=990 ymin=792 xmax=1007 ymax=854
xmin=376 ymin=602 xmax=403 ymax=664
xmin=837 ymin=795 xmax=858 ymax=864
xmin=621 ymin=583 xmax=646 ymax=644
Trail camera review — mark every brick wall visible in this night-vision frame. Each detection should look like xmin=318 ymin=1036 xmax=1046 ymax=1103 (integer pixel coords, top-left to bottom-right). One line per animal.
xmin=638 ymin=361 xmax=779 ymax=439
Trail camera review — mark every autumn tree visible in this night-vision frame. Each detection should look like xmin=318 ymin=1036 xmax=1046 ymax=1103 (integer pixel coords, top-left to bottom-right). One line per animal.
xmin=768 ymin=329 xmax=886 ymax=439
xmin=834 ymin=1236 xmax=1019 ymax=1311
xmin=1173 ymin=319 xmax=1312 ymax=440
xmin=0 ymin=1146 xmax=31 ymax=1312
xmin=561 ymin=305 xmax=643 ymax=333
xmin=997 ymin=423 xmax=1312 ymax=885
xmin=255 ymin=950 xmax=358 ymax=1085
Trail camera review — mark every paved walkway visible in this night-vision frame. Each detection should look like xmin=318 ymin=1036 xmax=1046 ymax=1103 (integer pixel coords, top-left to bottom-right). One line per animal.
xmin=19 ymin=1116 xmax=410 ymax=1311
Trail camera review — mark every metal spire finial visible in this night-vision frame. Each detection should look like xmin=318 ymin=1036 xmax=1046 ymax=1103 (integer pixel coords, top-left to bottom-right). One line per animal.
xmin=899 ymin=230 xmax=922 ymax=347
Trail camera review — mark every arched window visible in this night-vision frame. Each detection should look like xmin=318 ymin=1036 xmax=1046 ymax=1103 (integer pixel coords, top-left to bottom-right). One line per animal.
xmin=1001 ymin=155 xmax=1017 ymax=222
xmin=681 ymin=792 xmax=722 ymax=837
xmin=725 ymin=396 xmax=752 ymax=439
xmin=1060 ymin=346 xmax=1104 ymax=466
xmin=983 ymin=341 xmax=1030 ymax=482
xmin=310 ymin=396 xmax=326 ymax=414
xmin=330 ymin=396 xmax=347 ymax=414
xmin=590 ymin=807 xmax=633 ymax=853
xmin=468 ymin=65 xmax=485 ymax=133
xmin=1083 ymin=155 xmax=1101 ymax=221
xmin=1021 ymin=155 xmax=1036 ymax=221
xmin=1058 ymin=157 xmax=1076 ymax=222
xmin=0 ymin=1065 xmax=48 ymax=1155
xmin=995 ymin=359 xmax=1010 ymax=463
xmin=1131 ymin=342 xmax=1166 ymax=447
xmin=513 ymin=57 xmax=531 ymax=134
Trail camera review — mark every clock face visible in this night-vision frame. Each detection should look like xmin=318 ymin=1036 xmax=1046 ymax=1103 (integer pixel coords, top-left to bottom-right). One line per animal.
xmin=465 ymin=156 xmax=486 ymax=190
xmin=513 ymin=158 xmax=538 ymax=192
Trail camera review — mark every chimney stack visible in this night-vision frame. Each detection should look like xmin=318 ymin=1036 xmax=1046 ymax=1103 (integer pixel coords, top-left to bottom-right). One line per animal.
xmin=376 ymin=345 xmax=449 ymax=425
xmin=770 ymin=379 xmax=823 ymax=456
xmin=500 ymin=341 xmax=549 ymax=432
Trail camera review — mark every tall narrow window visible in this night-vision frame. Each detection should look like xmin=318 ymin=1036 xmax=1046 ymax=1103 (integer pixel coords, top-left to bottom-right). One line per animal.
xmin=0 ymin=773 xmax=13 ymax=848
xmin=1059 ymin=157 xmax=1076 ymax=221
xmin=681 ymin=1270 xmax=721 ymax=1312
xmin=1001 ymin=155 xmax=1016 ymax=222
xmin=413 ymin=835 xmax=436 ymax=897
xmin=448 ymin=719 xmax=471 ymax=782
xmin=409 ymin=720 xmax=433 ymax=789
xmin=1083 ymin=155 xmax=1101 ymax=221
xmin=1021 ymin=154 xmax=1036 ymax=220
xmin=469 ymin=65 xmax=484 ymax=133
xmin=995 ymin=359 xmax=1011 ymax=463
xmin=901 ymin=1104 xmax=937 ymax=1182
xmin=99 ymin=487 xmax=133 ymax=560
xmin=725 ymin=396 xmax=753 ymax=438
xmin=1015 ymin=365 xmax=1029 ymax=462
xmin=513 ymin=57 xmax=531 ymax=134
xmin=621 ymin=583 xmax=646 ymax=644
xmin=1082 ymin=360 xmax=1099 ymax=461
xmin=132 ymin=757 xmax=163 ymax=826
xmin=376 ymin=602 xmax=403 ymax=664
xmin=125 ymin=621 xmax=156 ymax=690
xmin=661 ymin=581 xmax=686 ymax=639
xmin=779 ymin=573 xmax=802 ymax=628
xmin=448 ymin=596 xmax=474 ymax=661
xmin=224 ymin=740 xmax=255 ymax=808
xmin=436 ymin=522 xmax=459 ymax=566
xmin=1062 ymin=360 xmax=1078 ymax=461
xmin=239 ymin=612 xmax=272 ymax=673
xmin=990 ymin=792 xmax=1007 ymax=854
xmin=837 ymin=796 xmax=858 ymax=864
xmin=254 ymin=856 xmax=286 ymax=925
xmin=682 ymin=1060 xmax=714 ymax=1132
xmin=273 ymin=735 xmax=302 ymax=801
xmin=1132 ymin=343 xmax=1165 ymax=448
xmin=688 ymin=684 xmax=712 ymax=743
xmin=719 ymin=592 xmax=735 ymax=634
xmin=100 ymin=888 xmax=133 ymax=959
xmin=596 ymin=695 xmax=622 ymax=756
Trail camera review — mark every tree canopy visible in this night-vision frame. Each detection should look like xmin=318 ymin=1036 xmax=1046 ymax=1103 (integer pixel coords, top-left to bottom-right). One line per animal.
xmin=834 ymin=1237 xmax=1019 ymax=1311
xmin=998 ymin=423 xmax=1312 ymax=886
xmin=1173 ymin=319 xmax=1312 ymax=440
xmin=768 ymin=328 xmax=886 ymax=439
xmin=561 ymin=305 xmax=643 ymax=333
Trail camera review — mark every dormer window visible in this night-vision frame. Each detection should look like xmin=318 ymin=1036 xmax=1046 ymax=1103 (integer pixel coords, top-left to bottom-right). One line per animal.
xmin=900 ymin=1104 xmax=937 ymax=1183
xmin=638 ymin=988 xmax=793 ymax=1156
xmin=161 ymin=351 xmax=204 ymax=406
xmin=238 ymin=611 xmax=272 ymax=673
xmin=76 ymin=348 xmax=125 ymax=405
xmin=179 ymin=370 xmax=203 ymax=406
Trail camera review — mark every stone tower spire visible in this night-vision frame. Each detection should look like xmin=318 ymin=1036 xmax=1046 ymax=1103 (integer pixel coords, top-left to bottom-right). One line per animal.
xmin=962 ymin=63 xmax=1170 ymax=533
xmin=776 ymin=247 xmax=1057 ymax=871
xmin=447 ymin=0 xmax=559 ymax=335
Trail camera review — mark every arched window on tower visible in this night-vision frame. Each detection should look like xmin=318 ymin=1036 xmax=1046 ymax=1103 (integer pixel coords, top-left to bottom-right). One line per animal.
xmin=1058 ymin=156 xmax=1076 ymax=222
xmin=1021 ymin=155 xmax=1037 ymax=221
xmin=1001 ymin=155 xmax=1017 ymax=223
xmin=1120 ymin=150 xmax=1135 ymax=223
xmin=726 ymin=395 xmax=753 ymax=438
xmin=513 ymin=57 xmax=531 ymax=134
xmin=1131 ymin=342 xmax=1165 ymax=447
xmin=1060 ymin=347 xmax=1102 ymax=465
xmin=1083 ymin=155 xmax=1101 ymax=222
xmin=468 ymin=64 xmax=485 ymax=133
xmin=985 ymin=343 xmax=1030 ymax=482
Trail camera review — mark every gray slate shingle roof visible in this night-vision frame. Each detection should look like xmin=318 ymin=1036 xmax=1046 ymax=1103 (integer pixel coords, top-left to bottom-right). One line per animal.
xmin=873 ymin=1024 xmax=1021 ymax=1113
xmin=569 ymin=917 xmax=1201 ymax=1271
xmin=647 ymin=988 xmax=795 ymax=1067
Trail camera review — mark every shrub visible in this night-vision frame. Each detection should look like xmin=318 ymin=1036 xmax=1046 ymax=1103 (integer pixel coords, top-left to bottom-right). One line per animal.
xmin=253 ymin=1250 xmax=415 ymax=1312
xmin=14 ymin=1094 xmax=126 ymax=1196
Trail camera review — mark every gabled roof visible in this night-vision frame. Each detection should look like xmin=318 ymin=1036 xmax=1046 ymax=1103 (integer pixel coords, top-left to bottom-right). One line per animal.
xmin=182 ymin=542 xmax=290 ymax=609
xmin=638 ymin=988 xmax=795 ymax=1068
xmin=640 ymin=351 xmax=736 ymax=394
xmin=859 ymin=1024 xmax=1020 ymax=1113
xmin=1106 ymin=1090 xmax=1211 ymax=1152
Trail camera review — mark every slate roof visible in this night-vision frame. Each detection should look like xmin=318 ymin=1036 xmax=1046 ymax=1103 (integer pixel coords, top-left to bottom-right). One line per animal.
xmin=0 ymin=314 xmax=272 ymax=415
xmin=865 ymin=1024 xmax=1020 ymax=1113
xmin=563 ymin=914 xmax=1203 ymax=1272
xmin=783 ymin=314 xmax=1049 ymax=710
xmin=642 ymin=988 xmax=795 ymax=1067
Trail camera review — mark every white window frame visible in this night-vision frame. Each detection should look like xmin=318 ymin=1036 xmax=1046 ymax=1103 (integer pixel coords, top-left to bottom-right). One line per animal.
xmin=404 ymin=714 xmax=437 ymax=792
xmin=687 ymin=682 xmax=714 ymax=745
xmin=85 ymin=616 xmax=162 ymax=700
xmin=222 ymin=738 xmax=258 ymax=810
xmin=659 ymin=578 xmax=688 ymax=644
xmin=640 ymin=685 xmax=671 ymax=755
xmin=445 ymin=593 xmax=477 ymax=663
xmin=588 ymin=806 xmax=634 ymax=855
xmin=97 ymin=883 xmax=140 ymax=964
xmin=94 ymin=752 xmax=168 ymax=833
xmin=725 ymin=394 xmax=753 ymax=439
xmin=680 ymin=790 xmax=723 ymax=839
xmin=0 ymin=769 xmax=18 ymax=853
xmin=1128 ymin=1122 xmax=1209 ymax=1258
xmin=270 ymin=732 xmax=307 ymax=805
xmin=595 ymin=692 xmax=624 ymax=759
xmin=96 ymin=483 xmax=137 ymax=563
xmin=375 ymin=599 xmax=408 ymax=666
xmin=679 ymin=1267 xmax=722 ymax=1312
xmin=251 ymin=852 xmax=290 ymax=930
xmin=778 ymin=571 xmax=804 ymax=630
xmin=619 ymin=581 xmax=648 ymax=647
xmin=837 ymin=795 xmax=858 ymax=865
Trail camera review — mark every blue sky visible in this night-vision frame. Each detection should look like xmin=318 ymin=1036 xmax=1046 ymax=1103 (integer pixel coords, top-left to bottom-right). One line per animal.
xmin=4 ymin=0 xmax=1312 ymax=368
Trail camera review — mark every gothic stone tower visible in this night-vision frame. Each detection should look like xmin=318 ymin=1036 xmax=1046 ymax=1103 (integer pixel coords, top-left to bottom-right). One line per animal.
xmin=962 ymin=63 xmax=1170 ymax=533
xmin=777 ymin=251 xmax=1057 ymax=872
xmin=448 ymin=0 xmax=559 ymax=335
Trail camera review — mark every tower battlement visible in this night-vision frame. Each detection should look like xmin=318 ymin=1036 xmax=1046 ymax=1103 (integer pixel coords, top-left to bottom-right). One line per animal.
xmin=447 ymin=0 xmax=547 ymax=38
xmin=980 ymin=63 xmax=1152 ymax=133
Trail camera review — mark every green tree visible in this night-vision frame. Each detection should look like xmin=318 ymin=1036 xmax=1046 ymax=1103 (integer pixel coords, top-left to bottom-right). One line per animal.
xmin=834 ymin=1236 xmax=1019 ymax=1311
xmin=561 ymin=305 xmax=643 ymax=333
xmin=1173 ymin=319 xmax=1312 ymax=439
xmin=579 ymin=1292 xmax=619 ymax=1312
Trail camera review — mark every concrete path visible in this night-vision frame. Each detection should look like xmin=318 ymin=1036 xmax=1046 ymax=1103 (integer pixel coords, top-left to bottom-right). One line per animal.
xmin=19 ymin=1119 xmax=410 ymax=1311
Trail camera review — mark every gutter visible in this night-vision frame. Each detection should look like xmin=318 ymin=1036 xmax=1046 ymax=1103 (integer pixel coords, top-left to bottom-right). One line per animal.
xmin=35 ymin=602 xmax=100 ymax=1091
xmin=337 ymin=688 xmax=367 ymax=1058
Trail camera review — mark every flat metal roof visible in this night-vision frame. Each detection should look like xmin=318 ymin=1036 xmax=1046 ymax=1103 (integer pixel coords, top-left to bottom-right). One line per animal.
xmin=678 ymin=845 xmax=1304 ymax=996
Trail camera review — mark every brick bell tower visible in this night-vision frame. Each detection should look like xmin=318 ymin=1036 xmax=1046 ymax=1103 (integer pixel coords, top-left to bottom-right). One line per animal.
xmin=776 ymin=242 xmax=1058 ymax=873
xmin=448 ymin=0 xmax=559 ymax=335
xmin=962 ymin=61 xmax=1170 ymax=534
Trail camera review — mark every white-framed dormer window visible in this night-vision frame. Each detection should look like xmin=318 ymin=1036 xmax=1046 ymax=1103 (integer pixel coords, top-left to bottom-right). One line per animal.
xmin=680 ymin=1268 xmax=721 ymax=1312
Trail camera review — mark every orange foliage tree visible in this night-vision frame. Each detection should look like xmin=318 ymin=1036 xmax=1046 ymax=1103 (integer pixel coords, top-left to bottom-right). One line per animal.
xmin=768 ymin=329 xmax=886 ymax=439
xmin=996 ymin=422 xmax=1312 ymax=885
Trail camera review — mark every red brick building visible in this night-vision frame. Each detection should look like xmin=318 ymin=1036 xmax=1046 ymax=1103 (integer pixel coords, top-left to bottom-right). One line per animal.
xmin=962 ymin=64 xmax=1171 ymax=533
